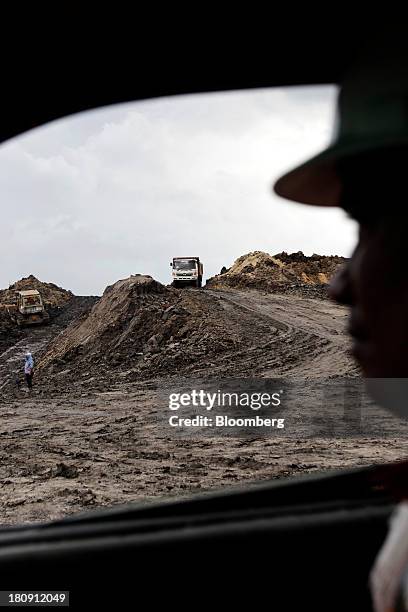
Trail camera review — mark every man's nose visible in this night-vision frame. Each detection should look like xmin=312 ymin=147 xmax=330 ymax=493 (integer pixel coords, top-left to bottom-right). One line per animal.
xmin=328 ymin=264 xmax=354 ymax=306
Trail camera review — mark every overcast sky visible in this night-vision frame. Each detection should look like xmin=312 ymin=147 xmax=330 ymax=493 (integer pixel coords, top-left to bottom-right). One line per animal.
xmin=0 ymin=86 xmax=357 ymax=296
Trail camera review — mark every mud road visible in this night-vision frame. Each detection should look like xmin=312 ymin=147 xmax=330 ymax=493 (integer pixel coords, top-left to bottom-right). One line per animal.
xmin=203 ymin=289 xmax=358 ymax=378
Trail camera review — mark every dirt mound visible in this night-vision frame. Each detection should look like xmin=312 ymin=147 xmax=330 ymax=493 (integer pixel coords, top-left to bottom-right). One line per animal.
xmin=38 ymin=274 xmax=262 ymax=389
xmin=39 ymin=275 xmax=175 ymax=378
xmin=206 ymin=251 xmax=346 ymax=297
xmin=0 ymin=275 xmax=73 ymax=308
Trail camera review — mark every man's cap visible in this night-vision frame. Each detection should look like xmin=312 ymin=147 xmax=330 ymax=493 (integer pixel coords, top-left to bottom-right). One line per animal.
xmin=273 ymin=34 xmax=408 ymax=207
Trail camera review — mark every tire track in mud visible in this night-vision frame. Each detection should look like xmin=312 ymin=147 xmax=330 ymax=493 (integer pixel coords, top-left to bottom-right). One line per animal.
xmin=203 ymin=288 xmax=355 ymax=378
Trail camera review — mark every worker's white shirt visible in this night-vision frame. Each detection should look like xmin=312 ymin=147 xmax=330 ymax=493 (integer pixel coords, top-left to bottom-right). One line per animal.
xmin=24 ymin=361 xmax=33 ymax=375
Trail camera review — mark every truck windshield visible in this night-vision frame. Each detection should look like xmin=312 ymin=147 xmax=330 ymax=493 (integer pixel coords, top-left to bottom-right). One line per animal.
xmin=24 ymin=296 xmax=41 ymax=306
xmin=173 ymin=259 xmax=196 ymax=271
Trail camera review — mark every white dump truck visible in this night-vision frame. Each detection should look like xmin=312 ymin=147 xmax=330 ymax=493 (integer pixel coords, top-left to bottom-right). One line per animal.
xmin=170 ymin=257 xmax=203 ymax=288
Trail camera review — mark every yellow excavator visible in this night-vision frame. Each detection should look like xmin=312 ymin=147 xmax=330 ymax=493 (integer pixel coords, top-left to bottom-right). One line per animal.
xmin=6 ymin=290 xmax=50 ymax=327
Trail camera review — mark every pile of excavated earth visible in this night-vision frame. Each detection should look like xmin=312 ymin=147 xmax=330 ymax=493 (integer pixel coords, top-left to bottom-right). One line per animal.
xmin=0 ymin=252 xmax=351 ymax=395
xmin=37 ymin=274 xmax=248 ymax=391
xmin=207 ymin=251 xmax=346 ymax=298
xmin=29 ymin=251 xmax=352 ymax=394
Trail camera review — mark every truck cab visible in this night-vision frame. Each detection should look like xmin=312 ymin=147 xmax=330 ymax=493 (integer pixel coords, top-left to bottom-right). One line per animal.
xmin=170 ymin=257 xmax=203 ymax=288
xmin=17 ymin=290 xmax=44 ymax=315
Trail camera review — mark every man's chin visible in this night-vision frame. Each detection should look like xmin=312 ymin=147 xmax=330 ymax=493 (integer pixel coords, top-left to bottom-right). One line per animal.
xmin=353 ymin=343 xmax=408 ymax=378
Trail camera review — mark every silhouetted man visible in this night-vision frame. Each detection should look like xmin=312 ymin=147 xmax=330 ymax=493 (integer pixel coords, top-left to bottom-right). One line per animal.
xmin=273 ymin=32 xmax=408 ymax=612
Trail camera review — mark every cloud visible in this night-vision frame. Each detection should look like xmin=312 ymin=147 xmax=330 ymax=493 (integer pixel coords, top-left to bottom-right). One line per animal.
xmin=0 ymin=86 xmax=356 ymax=295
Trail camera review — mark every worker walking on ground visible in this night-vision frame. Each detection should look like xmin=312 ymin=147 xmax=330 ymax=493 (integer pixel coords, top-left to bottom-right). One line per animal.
xmin=24 ymin=352 xmax=34 ymax=391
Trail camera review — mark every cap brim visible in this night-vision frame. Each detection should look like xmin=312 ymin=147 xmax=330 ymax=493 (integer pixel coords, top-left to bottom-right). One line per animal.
xmin=273 ymin=136 xmax=408 ymax=207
